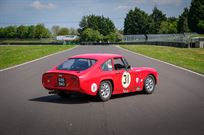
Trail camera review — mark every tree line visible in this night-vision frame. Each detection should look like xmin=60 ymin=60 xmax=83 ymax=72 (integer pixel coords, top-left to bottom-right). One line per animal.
xmin=0 ymin=0 xmax=203 ymax=41
xmin=0 ymin=24 xmax=50 ymax=39
xmin=124 ymin=0 xmax=204 ymax=34
xmin=0 ymin=24 xmax=79 ymax=39
xmin=78 ymin=0 xmax=203 ymax=42
xmin=0 ymin=15 xmax=122 ymax=42
xmin=51 ymin=26 xmax=78 ymax=36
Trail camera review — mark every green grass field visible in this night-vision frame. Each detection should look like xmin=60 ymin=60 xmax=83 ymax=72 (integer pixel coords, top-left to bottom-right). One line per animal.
xmin=0 ymin=45 xmax=75 ymax=70
xmin=191 ymin=34 xmax=204 ymax=38
xmin=120 ymin=45 xmax=204 ymax=74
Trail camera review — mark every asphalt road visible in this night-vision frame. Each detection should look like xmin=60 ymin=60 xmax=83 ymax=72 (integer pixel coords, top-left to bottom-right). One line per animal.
xmin=0 ymin=45 xmax=204 ymax=135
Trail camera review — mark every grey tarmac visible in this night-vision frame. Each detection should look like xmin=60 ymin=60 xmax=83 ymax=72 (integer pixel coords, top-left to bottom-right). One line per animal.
xmin=0 ymin=45 xmax=204 ymax=135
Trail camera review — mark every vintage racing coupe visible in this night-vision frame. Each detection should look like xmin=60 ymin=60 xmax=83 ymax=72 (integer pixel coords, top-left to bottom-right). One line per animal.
xmin=42 ymin=53 xmax=158 ymax=101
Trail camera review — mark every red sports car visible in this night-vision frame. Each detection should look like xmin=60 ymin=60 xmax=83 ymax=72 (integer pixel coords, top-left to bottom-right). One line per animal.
xmin=42 ymin=53 xmax=158 ymax=101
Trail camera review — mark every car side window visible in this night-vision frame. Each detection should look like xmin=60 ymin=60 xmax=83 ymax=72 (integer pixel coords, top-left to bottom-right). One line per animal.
xmin=101 ymin=59 xmax=113 ymax=71
xmin=113 ymin=58 xmax=126 ymax=70
xmin=122 ymin=58 xmax=129 ymax=67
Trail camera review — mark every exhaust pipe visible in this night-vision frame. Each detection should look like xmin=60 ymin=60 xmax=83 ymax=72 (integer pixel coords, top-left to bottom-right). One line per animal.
xmin=48 ymin=90 xmax=56 ymax=94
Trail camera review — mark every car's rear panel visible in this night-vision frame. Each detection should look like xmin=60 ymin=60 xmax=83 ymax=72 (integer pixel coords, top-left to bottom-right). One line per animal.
xmin=42 ymin=72 xmax=80 ymax=92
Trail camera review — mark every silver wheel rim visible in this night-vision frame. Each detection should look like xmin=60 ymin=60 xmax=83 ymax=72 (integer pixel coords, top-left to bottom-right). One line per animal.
xmin=145 ymin=77 xmax=154 ymax=92
xmin=100 ymin=83 xmax=111 ymax=99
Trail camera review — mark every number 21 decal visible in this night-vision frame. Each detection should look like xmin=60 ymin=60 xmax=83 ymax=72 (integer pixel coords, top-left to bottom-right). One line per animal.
xmin=122 ymin=71 xmax=131 ymax=88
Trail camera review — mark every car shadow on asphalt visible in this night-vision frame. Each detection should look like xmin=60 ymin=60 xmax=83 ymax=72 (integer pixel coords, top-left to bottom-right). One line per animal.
xmin=29 ymin=94 xmax=98 ymax=104
xmin=29 ymin=92 xmax=144 ymax=104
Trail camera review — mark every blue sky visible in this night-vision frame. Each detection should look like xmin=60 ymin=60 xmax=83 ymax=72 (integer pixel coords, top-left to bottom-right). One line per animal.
xmin=0 ymin=0 xmax=191 ymax=29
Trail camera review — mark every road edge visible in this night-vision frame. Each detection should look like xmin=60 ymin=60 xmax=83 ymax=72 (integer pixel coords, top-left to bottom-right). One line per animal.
xmin=117 ymin=45 xmax=204 ymax=77
xmin=0 ymin=45 xmax=78 ymax=72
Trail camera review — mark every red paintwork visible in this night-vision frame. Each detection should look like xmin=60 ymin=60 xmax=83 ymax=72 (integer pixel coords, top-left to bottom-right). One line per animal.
xmin=42 ymin=53 xmax=158 ymax=96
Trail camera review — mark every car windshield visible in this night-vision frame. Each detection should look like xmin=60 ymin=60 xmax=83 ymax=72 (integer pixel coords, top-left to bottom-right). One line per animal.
xmin=57 ymin=58 xmax=97 ymax=71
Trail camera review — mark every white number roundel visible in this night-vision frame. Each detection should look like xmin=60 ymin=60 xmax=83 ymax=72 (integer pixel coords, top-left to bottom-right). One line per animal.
xmin=91 ymin=83 xmax=97 ymax=92
xmin=122 ymin=71 xmax=131 ymax=88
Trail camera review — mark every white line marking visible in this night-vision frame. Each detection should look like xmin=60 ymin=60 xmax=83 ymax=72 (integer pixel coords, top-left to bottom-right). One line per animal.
xmin=117 ymin=45 xmax=204 ymax=77
xmin=0 ymin=46 xmax=78 ymax=72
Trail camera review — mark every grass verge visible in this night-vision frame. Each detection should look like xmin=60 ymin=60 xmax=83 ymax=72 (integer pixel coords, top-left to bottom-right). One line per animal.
xmin=0 ymin=45 xmax=75 ymax=70
xmin=120 ymin=45 xmax=204 ymax=74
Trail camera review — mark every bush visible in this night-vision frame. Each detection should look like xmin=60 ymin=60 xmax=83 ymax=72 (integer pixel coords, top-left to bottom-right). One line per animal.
xmin=104 ymin=32 xmax=122 ymax=42
xmin=80 ymin=28 xmax=102 ymax=42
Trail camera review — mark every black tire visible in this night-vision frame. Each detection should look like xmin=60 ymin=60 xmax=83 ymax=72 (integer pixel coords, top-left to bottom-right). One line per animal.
xmin=98 ymin=81 xmax=112 ymax=101
xmin=143 ymin=75 xmax=156 ymax=94
xmin=57 ymin=91 xmax=71 ymax=98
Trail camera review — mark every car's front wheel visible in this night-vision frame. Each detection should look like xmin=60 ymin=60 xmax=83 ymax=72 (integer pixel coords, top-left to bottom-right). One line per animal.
xmin=143 ymin=75 xmax=156 ymax=94
xmin=98 ymin=81 xmax=112 ymax=101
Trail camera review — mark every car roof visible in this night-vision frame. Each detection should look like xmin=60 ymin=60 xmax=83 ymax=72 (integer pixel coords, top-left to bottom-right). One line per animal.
xmin=70 ymin=53 xmax=122 ymax=60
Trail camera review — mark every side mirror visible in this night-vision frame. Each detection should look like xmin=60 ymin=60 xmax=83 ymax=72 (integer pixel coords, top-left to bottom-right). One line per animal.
xmin=127 ymin=65 xmax=131 ymax=69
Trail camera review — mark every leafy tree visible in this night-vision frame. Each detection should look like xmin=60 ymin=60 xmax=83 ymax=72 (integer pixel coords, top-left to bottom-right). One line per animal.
xmin=150 ymin=6 xmax=166 ymax=34
xmin=52 ymin=26 xmax=78 ymax=36
xmin=34 ymin=24 xmax=50 ymax=39
xmin=159 ymin=18 xmax=178 ymax=34
xmin=69 ymin=27 xmax=79 ymax=35
xmin=197 ymin=20 xmax=204 ymax=31
xmin=16 ymin=25 xmax=28 ymax=38
xmin=0 ymin=27 xmax=4 ymax=38
xmin=27 ymin=25 xmax=35 ymax=38
xmin=117 ymin=28 xmax=124 ymax=35
xmin=104 ymin=32 xmax=122 ymax=42
xmin=51 ymin=25 xmax=60 ymax=36
xmin=159 ymin=21 xmax=169 ymax=34
xmin=188 ymin=0 xmax=204 ymax=33
xmin=80 ymin=28 xmax=102 ymax=42
xmin=168 ymin=17 xmax=178 ymax=23
xmin=79 ymin=15 xmax=115 ymax=36
xmin=58 ymin=27 xmax=69 ymax=35
xmin=124 ymin=7 xmax=150 ymax=34
xmin=4 ymin=26 xmax=17 ymax=38
xmin=177 ymin=8 xmax=190 ymax=33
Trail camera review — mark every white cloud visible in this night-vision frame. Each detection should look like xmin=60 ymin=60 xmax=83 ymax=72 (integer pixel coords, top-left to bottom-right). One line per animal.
xmin=31 ymin=1 xmax=56 ymax=9
xmin=129 ymin=0 xmax=182 ymax=6
xmin=153 ymin=0 xmax=182 ymax=5
xmin=132 ymin=0 xmax=146 ymax=4
xmin=116 ymin=5 xmax=129 ymax=10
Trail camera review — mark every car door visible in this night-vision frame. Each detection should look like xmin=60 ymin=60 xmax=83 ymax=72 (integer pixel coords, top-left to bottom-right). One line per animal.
xmin=113 ymin=57 xmax=135 ymax=93
xmin=122 ymin=57 xmax=137 ymax=91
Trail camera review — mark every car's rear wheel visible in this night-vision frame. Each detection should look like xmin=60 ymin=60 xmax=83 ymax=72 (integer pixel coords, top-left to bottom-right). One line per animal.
xmin=143 ymin=75 xmax=156 ymax=94
xmin=98 ymin=81 xmax=112 ymax=101
xmin=57 ymin=91 xmax=71 ymax=98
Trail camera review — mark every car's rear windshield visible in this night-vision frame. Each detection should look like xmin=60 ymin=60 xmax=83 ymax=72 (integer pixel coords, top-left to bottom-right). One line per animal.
xmin=57 ymin=58 xmax=97 ymax=71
